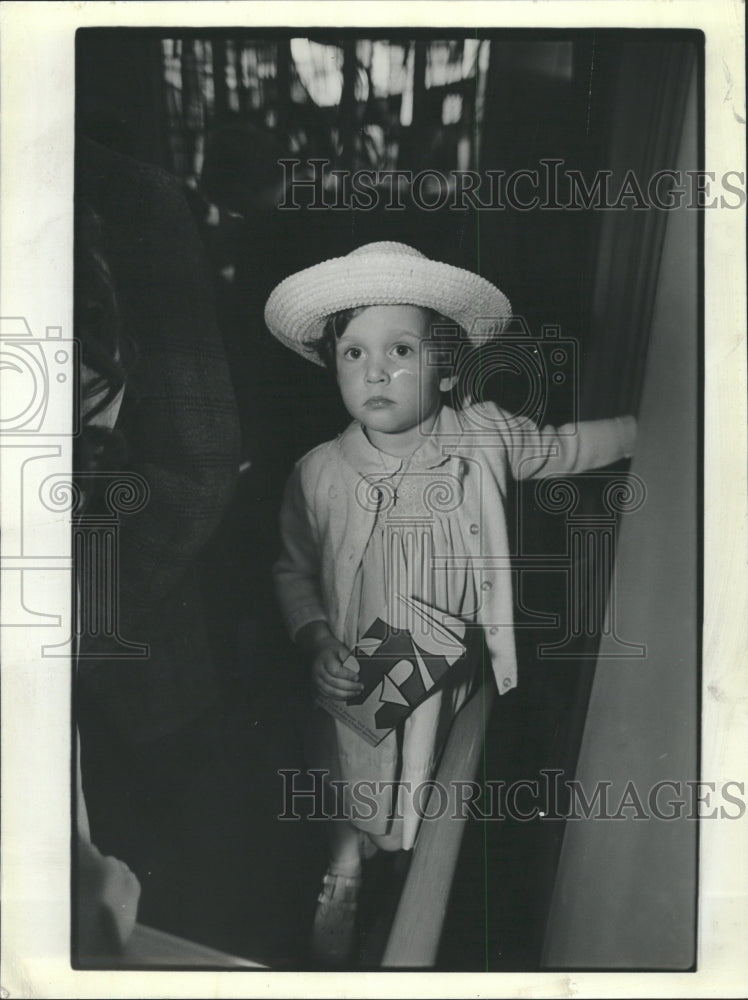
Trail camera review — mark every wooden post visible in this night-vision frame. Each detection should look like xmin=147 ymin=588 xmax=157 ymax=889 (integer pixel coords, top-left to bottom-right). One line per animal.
xmin=381 ymin=682 xmax=495 ymax=967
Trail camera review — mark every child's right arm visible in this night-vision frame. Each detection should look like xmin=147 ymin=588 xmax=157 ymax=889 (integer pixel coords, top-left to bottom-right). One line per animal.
xmin=296 ymin=620 xmax=364 ymax=700
xmin=274 ymin=464 xmax=363 ymax=700
xmin=273 ymin=464 xmax=326 ymax=636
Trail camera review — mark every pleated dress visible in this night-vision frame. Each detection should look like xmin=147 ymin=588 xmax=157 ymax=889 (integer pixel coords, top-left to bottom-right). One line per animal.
xmin=321 ymin=425 xmax=485 ymax=851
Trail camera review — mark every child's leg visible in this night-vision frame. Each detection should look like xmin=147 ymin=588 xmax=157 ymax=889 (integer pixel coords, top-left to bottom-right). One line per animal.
xmin=367 ymin=827 xmax=404 ymax=852
xmin=312 ymin=818 xmax=363 ymax=965
xmin=307 ymin=714 xmax=365 ymax=964
xmin=305 ymin=710 xmax=364 ymax=874
xmin=327 ymin=817 xmax=363 ymax=875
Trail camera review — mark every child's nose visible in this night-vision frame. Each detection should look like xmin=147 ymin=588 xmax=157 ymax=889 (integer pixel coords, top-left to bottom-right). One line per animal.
xmin=365 ymin=358 xmax=390 ymax=383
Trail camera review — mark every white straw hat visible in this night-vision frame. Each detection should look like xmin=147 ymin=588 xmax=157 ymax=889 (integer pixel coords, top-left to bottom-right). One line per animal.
xmin=263 ymin=241 xmax=512 ymax=366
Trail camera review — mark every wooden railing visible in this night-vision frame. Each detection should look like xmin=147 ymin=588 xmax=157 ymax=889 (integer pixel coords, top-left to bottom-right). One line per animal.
xmin=381 ymin=681 xmax=495 ymax=967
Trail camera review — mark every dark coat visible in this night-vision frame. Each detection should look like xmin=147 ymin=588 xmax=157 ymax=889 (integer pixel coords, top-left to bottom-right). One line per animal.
xmin=76 ymin=139 xmax=240 ymax=744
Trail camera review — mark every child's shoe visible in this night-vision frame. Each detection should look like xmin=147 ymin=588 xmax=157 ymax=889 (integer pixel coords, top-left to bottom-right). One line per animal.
xmin=310 ymin=869 xmax=362 ymax=967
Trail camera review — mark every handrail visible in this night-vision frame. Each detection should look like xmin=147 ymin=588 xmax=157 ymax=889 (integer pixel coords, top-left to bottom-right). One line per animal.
xmin=80 ymin=923 xmax=266 ymax=968
xmin=381 ymin=680 xmax=495 ymax=967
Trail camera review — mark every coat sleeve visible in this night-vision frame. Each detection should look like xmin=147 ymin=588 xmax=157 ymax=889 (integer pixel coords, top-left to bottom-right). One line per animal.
xmin=273 ymin=462 xmax=329 ymax=639
xmin=495 ymin=408 xmax=637 ymax=480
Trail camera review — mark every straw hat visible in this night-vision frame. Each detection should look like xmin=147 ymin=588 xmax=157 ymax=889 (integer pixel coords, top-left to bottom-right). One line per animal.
xmin=264 ymin=241 xmax=512 ymax=366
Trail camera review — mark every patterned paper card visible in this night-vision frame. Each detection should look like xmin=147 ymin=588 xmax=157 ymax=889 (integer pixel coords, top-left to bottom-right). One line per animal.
xmin=316 ymin=596 xmax=467 ymax=746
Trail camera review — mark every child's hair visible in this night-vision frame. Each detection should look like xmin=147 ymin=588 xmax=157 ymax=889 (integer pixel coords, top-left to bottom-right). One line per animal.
xmin=305 ymin=304 xmax=477 ymax=408
xmin=306 ymin=306 xmax=369 ymax=370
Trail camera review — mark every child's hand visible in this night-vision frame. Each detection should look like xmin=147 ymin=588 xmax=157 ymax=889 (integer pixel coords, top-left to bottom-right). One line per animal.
xmin=313 ymin=642 xmax=363 ymax=700
xmin=296 ymin=620 xmax=364 ymax=700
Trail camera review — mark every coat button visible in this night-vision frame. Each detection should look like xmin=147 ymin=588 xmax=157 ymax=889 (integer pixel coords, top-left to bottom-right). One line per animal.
xmin=502 ymin=678 xmax=512 ymax=688
xmin=469 ymin=523 xmax=479 ymax=535
xmin=489 ymin=626 xmax=499 ymax=635
xmin=481 ymin=580 xmax=492 ymax=591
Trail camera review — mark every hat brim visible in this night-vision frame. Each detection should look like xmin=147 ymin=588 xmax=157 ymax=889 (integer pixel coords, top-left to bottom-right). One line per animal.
xmin=264 ymin=249 xmax=512 ymax=366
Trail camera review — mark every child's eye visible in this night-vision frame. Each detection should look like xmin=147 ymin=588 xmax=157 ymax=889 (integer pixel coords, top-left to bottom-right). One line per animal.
xmin=342 ymin=346 xmax=363 ymax=361
xmin=393 ymin=344 xmax=413 ymax=358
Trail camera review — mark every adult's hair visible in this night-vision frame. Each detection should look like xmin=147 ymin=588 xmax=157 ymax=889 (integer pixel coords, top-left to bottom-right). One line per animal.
xmin=74 ymin=197 xmax=137 ymax=484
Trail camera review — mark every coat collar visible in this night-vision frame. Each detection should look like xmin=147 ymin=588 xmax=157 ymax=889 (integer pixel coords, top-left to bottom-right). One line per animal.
xmin=338 ymin=405 xmax=468 ymax=478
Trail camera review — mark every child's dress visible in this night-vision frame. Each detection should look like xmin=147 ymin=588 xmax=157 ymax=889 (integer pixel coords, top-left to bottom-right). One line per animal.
xmin=325 ymin=425 xmax=484 ymax=851
xmin=278 ymin=403 xmax=637 ymax=851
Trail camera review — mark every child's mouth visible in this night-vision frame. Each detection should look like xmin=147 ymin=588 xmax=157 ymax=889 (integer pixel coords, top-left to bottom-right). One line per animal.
xmin=364 ymin=396 xmax=395 ymax=408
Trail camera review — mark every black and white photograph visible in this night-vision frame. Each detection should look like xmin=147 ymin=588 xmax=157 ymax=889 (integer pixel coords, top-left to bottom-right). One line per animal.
xmin=1 ymin=2 xmax=746 ymax=996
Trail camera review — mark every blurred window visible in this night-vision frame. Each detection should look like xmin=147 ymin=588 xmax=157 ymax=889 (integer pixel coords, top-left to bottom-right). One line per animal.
xmin=159 ymin=35 xmax=493 ymax=181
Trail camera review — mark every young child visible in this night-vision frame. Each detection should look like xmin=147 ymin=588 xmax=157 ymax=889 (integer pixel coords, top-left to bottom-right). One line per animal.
xmin=264 ymin=241 xmax=636 ymax=965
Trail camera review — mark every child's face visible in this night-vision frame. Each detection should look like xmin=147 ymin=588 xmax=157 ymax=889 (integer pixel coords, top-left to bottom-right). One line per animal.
xmin=335 ymin=305 xmax=452 ymax=447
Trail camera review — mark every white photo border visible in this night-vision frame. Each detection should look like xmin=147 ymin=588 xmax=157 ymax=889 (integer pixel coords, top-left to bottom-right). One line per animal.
xmin=1 ymin=1 xmax=745 ymax=997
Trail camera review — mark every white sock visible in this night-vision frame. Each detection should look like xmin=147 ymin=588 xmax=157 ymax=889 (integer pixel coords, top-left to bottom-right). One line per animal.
xmin=328 ymin=856 xmax=362 ymax=878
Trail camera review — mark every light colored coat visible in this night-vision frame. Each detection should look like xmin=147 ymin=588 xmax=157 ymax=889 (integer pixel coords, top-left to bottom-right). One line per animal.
xmin=274 ymin=402 xmax=636 ymax=694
